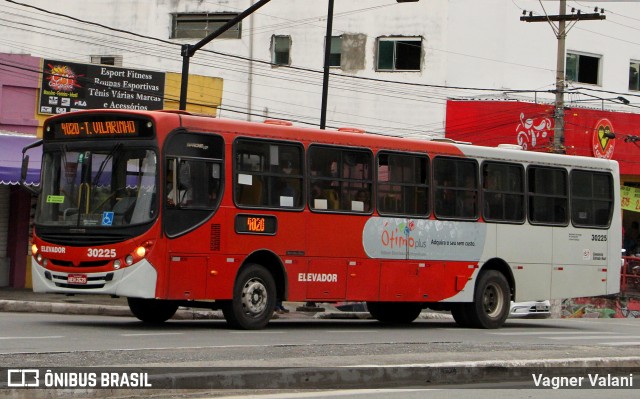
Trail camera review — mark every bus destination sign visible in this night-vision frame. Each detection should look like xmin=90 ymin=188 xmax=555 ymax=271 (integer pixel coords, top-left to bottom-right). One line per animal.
xmin=46 ymin=115 xmax=155 ymax=140
xmin=52 ymin=120 xmax=141 ymax=139
xmin=235 ymin=214 xmax=277 ymax=235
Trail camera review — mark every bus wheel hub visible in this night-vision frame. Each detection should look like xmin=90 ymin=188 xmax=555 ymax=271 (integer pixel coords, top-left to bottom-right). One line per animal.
xmin=242 ymin=279 xmax=267 ymax=314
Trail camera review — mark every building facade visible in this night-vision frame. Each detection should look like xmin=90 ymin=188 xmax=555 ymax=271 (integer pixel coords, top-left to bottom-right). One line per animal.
xmin=2 ymin=1 xmax=640 ymax=134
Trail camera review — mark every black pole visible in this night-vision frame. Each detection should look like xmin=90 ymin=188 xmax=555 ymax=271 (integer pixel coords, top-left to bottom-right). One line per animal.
xmin=319 ymin=0 xmax=334 ymax=129
xmin=179 ymin=0 xmax=272 ymax=110
xmin=179 ymin=44 xmax=192 ymax=111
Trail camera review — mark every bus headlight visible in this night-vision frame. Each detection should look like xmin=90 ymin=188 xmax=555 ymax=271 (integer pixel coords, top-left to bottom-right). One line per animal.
xmin=125 ymin=255 xmax=134 ymax=266
xmin=31 ymin=244 xmax=38 ymax=256
xmin=36 ymin=253 xmax=43 ymax=263
xmin=113 ymin=259 xmax=121 ymax=270
xmin=135 ymin=246 xmax=146 ymax=258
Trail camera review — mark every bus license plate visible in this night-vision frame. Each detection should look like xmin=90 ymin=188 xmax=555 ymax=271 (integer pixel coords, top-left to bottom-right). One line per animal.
xmin=68 ymin=274 xmax=87 ymax=285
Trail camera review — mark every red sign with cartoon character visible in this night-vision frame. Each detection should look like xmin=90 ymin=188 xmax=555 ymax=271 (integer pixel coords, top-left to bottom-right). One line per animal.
xmin=445 ymin=100 xmax=640 ymax=175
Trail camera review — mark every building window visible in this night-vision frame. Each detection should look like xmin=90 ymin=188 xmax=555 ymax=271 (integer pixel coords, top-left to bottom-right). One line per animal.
xmin=328 ymin=36 xmax=342 ymax=67
xmin=171 ymin=13 xmax=241 ymax=39
xmin=272 ymin=35 xmax=291 ymax=66
xmin=90 ymin=55 xmax=123 ymax=67
xmin=376 ymin=37 xmax=422 ymax=71
xmin=630 ymin=61 xmax=640 ymax=91
xmin=566 ymin=52 xmax=600 ymax=85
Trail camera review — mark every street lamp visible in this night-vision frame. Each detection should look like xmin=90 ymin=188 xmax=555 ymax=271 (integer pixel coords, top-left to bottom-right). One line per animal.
xmin=319 ymin=0 xmax=420 ymax=129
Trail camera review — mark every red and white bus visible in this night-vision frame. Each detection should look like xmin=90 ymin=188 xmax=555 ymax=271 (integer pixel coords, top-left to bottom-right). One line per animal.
xmin=22 ymin=109 xmax=621 ymax=329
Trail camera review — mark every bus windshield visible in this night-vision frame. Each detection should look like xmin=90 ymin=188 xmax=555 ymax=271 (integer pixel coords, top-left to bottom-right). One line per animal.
xmin=36 ymin=145 xmax=158 ymax=227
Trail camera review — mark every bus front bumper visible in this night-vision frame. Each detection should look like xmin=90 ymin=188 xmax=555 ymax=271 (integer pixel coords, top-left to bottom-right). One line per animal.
xmin=31 ymin=258 xmax=157 ymax=298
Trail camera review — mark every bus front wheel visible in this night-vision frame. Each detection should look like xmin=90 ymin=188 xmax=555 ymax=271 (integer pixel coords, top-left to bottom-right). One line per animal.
xmin=127 ymin=298 xmax=179 ymax=324
xmin=222 ymin=264 xmax=276 ymax=330
xmin=366 ymin=302 xmax=423 ymax=324
xmin=467 ymin=270 xmax=510 ymax=329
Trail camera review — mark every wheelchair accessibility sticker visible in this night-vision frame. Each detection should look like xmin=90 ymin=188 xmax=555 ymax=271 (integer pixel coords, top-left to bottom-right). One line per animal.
xmin=102 ymin=212 xmax=114 ymax=226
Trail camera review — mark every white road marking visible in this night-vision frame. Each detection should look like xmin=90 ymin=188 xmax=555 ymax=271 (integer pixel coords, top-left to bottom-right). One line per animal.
xmin=120 ymin=332 xmax=185 ymax=337
xmin=490 ymin=331 xmax=620 ymax=336
xmin=545 ymin=335 xmax=632 ymax=340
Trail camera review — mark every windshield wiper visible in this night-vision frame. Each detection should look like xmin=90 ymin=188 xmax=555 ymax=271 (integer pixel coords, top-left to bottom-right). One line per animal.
xmin=92 ymin=143 xmax=122 ymax=186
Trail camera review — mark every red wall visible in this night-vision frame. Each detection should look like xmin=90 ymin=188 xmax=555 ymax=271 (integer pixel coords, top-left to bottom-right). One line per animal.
xmin=446 ymin=100 xmax=640 ymax=175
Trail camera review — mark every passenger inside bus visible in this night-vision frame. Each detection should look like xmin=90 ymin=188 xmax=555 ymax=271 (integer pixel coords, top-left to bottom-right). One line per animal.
xmin=272 ymin=159 xmax=298 ymax=207
xmin=167 ymin=162 xmax=193 ymax=206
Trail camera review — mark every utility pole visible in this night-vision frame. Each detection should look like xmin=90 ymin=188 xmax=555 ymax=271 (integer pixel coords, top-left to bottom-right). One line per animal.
xmin=521 ymin=0 xmax=605 ymax=153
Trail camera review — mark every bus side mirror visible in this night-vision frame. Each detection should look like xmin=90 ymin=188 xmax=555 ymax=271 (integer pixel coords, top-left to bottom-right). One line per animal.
xmin=20 ymin=154 xmax=29 ymax=182
xmin=21 ymin=139 xmax=43 ymax=195
xmin=20 ymin=154 xmax=40 ymax=195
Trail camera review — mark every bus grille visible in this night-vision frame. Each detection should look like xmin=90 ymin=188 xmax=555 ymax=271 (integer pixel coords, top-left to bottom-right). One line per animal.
xmin=210 ymin=224 xmax=221 ymax=251
xmin=48 ymin=259 xmax=111 ymax=268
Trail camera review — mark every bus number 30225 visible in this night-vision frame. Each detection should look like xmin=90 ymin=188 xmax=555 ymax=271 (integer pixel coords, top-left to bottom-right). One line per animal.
xmin=87 ymin=248 xmax=117 ymax=258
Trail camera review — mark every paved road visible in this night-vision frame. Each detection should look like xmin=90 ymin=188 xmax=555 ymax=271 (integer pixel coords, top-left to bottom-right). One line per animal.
xmin=1 ymin=312 xmax=639 ymax=397
xmin=1 ymin=312 xmax=639 ymax=370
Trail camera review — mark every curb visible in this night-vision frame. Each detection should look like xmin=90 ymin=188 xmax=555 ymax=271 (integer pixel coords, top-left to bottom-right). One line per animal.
xmin=148 ymin=356 xmax=640 ymax=389
xmin=2 ymin=357 xmax=639 ymax=398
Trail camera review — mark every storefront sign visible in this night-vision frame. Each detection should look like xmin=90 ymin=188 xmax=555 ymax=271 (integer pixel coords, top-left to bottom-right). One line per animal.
xmin=592 ymin=118 xmax=616 ymax=159
xmin=621 ymin=185 xmax=640 ymax=212
xmin=39 ymin=59 xmax=165 ymax=115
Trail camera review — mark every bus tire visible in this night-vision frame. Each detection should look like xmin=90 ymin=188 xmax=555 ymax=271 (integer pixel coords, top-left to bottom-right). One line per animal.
xmin=451 ymin=304 xmax=474 ymax=327
xmin=222 ymin=264 xmax=276 ymax=330
xmin=366 ymin=302 xmax=422 ymax=324
xmin=127 ymin=297 xmax=179 ymax=324
xmin=467 ymin=270 xmax=510 ymax=329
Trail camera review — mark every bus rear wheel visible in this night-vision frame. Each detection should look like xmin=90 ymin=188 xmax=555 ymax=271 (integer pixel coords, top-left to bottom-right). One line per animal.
xmin=466 ymin=270 xmax=510 ymax=329
xmin=222 ymin=264 xmax=276 ymax=330
xmin=366 ymin=302 xmax=423 ymax=324
xmin=127 ymin=298 xmax=179 ymax=324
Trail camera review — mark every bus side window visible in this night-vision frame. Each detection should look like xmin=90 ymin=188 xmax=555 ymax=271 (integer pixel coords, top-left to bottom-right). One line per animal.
xmin=433 ymin=157 xmax=477 ymax=219
xmin=528 ymin=166 xmax=568 ymax=225
xmin=235 ymin=139 xmax=303 ymax=209
xmin=376 ymin=152 xmax=429 ymax=217
xmin=308 ymin=145 xmax=372 ymax=213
